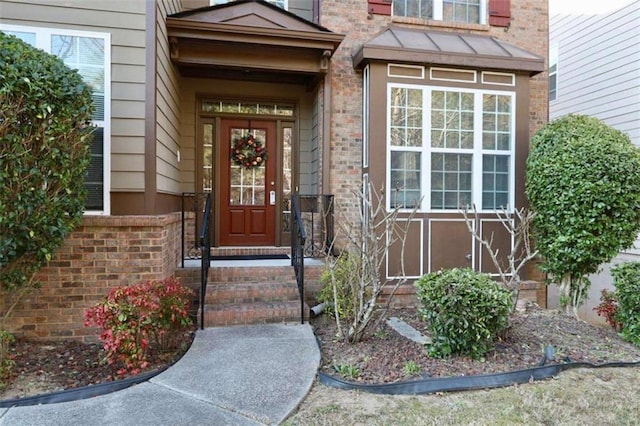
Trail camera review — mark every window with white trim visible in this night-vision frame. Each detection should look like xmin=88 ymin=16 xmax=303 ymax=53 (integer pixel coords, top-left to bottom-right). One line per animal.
xmin=549 ymin=43 xmax=558 ymax=101
xmin=393 ymin=0 xmax=487 ymax=24
xmin=1 ymin=25 xmax=111 ymax=214
xmin=210 ymin=0 xmax=288 ymax=9
xmin=388 ymin=84 xmax=514 ymax=212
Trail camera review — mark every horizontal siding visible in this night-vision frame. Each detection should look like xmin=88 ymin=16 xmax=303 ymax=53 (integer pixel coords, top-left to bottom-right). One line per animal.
xmin=156 ymin=0 xmax=183 ymax=196
xmin=0 ymin=0 xmax=148 ymax=193
xmin=550 ymin=1 xmax=640 ymax=146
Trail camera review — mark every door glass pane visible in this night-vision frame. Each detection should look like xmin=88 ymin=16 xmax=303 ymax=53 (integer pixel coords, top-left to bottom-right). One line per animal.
xmin=230 ymin=128 xmax=267 ymax=206
xmin=203 ymin=124 xmax=214 ymax=191
xmin=282 ymin=127 xmax=293 ymax=232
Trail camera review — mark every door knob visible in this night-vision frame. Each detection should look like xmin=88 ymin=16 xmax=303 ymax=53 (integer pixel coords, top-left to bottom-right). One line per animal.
xmin=465 ymin=253 xmax=472 ymax=260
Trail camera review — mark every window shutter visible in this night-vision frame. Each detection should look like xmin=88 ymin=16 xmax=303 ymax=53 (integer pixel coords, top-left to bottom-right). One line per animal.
xmin=368 ymin=0 xmax=392 ymax=16
xmin=488 ymin=0 xmax=511 ymax=27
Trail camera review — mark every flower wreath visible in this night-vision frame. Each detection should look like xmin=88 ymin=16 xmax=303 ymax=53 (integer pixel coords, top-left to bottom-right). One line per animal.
xmin=231 ymin=134 xmax=268 ymax=169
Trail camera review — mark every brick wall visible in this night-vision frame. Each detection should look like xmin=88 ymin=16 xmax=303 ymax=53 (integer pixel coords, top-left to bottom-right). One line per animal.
xmin=4 ymin=213 xmax=184 ymax=342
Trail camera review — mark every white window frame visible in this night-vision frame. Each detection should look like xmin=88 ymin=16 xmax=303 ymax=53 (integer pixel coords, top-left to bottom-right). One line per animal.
xmin=386 ymin=83 xmax=516 ymax=214
xmin=549 ymin=43 xmax=559 ymax=101
xmin=0 ymin=24 xmax=111 ymax=215
xmin=363 ymin=65 xmax=370 ymax=168
xmin=393 ymin=0 xmax=487 ymax=25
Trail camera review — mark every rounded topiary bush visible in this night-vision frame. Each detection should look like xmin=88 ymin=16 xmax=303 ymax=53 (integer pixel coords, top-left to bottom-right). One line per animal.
xmin=415 ymin=268 xmax=512 ymax=359
xmin=0 ymin=32 xmax=94 ymax=293
xmin=526 ymin=114 xmax=640 ymax=310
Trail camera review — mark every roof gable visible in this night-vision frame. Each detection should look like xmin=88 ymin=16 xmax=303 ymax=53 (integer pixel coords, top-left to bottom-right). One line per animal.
xmin=170 ymin=0 xmax=331 ymax=33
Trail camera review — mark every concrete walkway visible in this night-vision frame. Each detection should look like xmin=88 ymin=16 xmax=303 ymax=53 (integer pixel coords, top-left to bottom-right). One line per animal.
xmin=0 ymin=323 xmax=320 ymax=425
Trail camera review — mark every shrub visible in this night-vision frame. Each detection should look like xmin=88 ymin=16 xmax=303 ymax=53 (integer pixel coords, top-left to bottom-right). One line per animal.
xmin=0 ymin=32 xmax=94 ymax=327
xmin=0 ymin=331 xmax=15 ymax=388
xmin=526 ymin=114 xmax=640 ymax=313
xmin=85 ymin=277 xmax=194 ymax=376
xmin=318 ymin=253 xmax=362 ymax=320
xmin=415 ymin=268 xmax=512 ymax=359
xmin=611 ymin=262 xmax=640 ymax=347
xmin=593 ymin=289 xmax=620 ymax=331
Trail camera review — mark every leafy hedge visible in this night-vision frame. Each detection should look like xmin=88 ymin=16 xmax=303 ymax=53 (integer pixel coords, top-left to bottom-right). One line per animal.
xmin=0 ymin=32 xmax=94 ymax=294
xmin=526 ymin=114 xmax=640 ymax=308
xmin=415 ymin=268 xmax=512 ymax=359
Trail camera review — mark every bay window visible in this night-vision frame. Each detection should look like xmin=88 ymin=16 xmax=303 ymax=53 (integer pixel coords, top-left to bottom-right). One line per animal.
xmin=388 ymin=84 xmax=514 ymax=212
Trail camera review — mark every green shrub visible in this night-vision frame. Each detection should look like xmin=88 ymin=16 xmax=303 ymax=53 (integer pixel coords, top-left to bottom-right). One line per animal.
xmin=0 ymin=331 xmax=15 ymax=389
xmin=526 ymin=114 xmax=640 ymax=311
xmin=611 ymin=262 xmax=640 ymax=347
xmin=0 ymin=32 xmax=94 ymax=323
xmin=415 ymin=268 xmax=512 ymax=359
xmin=84 ymin=277 xmax=194 ymax=376
xmin=318 ymin=253 xmax=363 ymax=319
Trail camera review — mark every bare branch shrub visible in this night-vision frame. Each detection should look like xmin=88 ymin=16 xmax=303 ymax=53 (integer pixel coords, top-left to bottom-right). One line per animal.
xmin=461 ymin=206 xmax=538 ymax=311
xmin=323 ymin=184 xmax=418 ymax=343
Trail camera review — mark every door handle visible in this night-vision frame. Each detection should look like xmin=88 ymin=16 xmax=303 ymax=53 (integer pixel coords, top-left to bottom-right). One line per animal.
xmin=270 ymin=190 xmax=276 ymax=205
xmin=465 ymin=253 xmax=472 ymax=261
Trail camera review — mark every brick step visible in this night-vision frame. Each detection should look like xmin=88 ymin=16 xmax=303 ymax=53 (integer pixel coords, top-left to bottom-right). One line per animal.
xmin=209 ymin=247 xmax=291 ymax=257
xmin=202 ymin=300 xmax=307 ymax=326
xmin=206 ymin=281 xmax=300 ymax=304
xmin=208 ymin=265 xmax=296 ymax=284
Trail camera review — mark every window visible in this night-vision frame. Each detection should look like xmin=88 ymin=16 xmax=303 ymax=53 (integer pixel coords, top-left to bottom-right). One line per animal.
xmin=549 ymin=43 xmax=558 ymax=101
xmin=210 ymin=0 xmax=288 ymax=9
xmin=393 ymin=0 xmax=487 ymax=24
xmin=1 ymin=25 xmax=111 ymax=214
xmin=388 ymin=84 xmax=514 ymax=212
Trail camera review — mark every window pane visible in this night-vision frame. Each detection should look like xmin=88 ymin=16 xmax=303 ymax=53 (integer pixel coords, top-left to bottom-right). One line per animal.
xmin=431 ymin=153 xmax=472 ymax=209
xmin=390 ymin=151 xmax=421 ymax=208
xmin=432 ymin=90 xmax=474 ymax=149
xmin=444 ymin=0 xmax=480 ymax=23
xmin=3 ymin=30 xmax=36 ymax=45
xmin=482 ymin=94 xmax=512 ymax=151
xmin=390 ymin=87 xmax=423 ymax=147
xmin=85 ymin=127 xmax=104 ymax=210
xmin=394 ymin=0 xmax=433 ymax=18
xmin=482 ymin=155 xmax=510 ymax=209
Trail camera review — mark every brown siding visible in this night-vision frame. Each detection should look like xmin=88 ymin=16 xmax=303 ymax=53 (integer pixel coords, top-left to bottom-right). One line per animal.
xmin=0 ymin=0 xmax=148 ymax=196
xmin=156 ymin=0 xmax=184 ymax=200
xmin=321 ymin=0 xmax=547 ymax=281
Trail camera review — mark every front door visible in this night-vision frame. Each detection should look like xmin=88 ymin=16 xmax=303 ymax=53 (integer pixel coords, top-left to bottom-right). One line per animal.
xmin=220 ymin=119 xmax=277 ymax=246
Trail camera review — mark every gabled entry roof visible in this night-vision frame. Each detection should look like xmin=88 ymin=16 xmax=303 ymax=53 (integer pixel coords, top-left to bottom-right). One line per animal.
xmin=353 ymin=26 xmax=544 ymax=76
xmin=167 ymin=0 xmax=344 ymax=85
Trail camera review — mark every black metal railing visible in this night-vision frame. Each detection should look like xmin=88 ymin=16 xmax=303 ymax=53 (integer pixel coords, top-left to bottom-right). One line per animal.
xmin=199 ymin=193 xmax=212 ymax=330
xmin=181 ymin=192 xmax=210 ymax=268
xmin=291 ymin=194 xmax=307 ymax=324
xmin=295 ymin=194 xmax=335 ymax=257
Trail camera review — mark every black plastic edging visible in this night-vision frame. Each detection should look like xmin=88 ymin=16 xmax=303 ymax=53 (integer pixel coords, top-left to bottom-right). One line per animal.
xmin=318 ymin=360 xmax=640 ymax=395
xmin=0 ymin=365 xmax=170 ymax=408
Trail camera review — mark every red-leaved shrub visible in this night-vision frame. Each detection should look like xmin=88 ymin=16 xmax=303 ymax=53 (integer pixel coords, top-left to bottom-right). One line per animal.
xmin=85 ymin=277 xmax=194 ymax=376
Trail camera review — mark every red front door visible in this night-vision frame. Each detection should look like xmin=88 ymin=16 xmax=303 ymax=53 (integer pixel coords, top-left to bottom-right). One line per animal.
xmin=219 ymin=119 xmax=277 ymax=246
